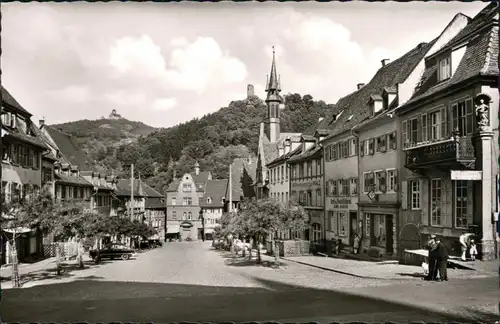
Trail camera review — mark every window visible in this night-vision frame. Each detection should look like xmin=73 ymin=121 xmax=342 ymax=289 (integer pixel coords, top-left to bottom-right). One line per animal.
xmin=183 ymin=197 xmax=188 ymax=205
xmin=183 ymin=212 xmax=187 ymax=220
xmin=338 ymin=212 xmax=347 ymax=236
xmin=73 ymin=187 xmax=78 ymax=199
xmin=375 ymin=171 xmax=386 ymax=192
xmin=171 ymin=197 xmax=176 ymax=205
xmin=332 ymin=144 xmax=338 ymax=160
xmin=341 ymin=141 xmax=349 ymax=158
xmin=325 ymin=145 xmax=331 ymax=161
xmin=299 ymin=164 xmax=304 ymax=178
xmin=388 ymin=132 xmax=397 ymax=150
xmin=316 ymin=160 xmax=321 ymax=175
xmin=331 ymin=179 xmax=337 ymax=196
xmin=452 ymin=99 xmax=474 ymax=136
xmin=350 ymin=178 xmax=358 ymax=195
xmin=367 ymin=139 xmax=374 ymax=155
xmin=188 ymin=212 xmax=192 ymax=220
xmin=376 ymin=135 xmax=387 ymax=153
xmin=277 ymin=167 xmax=281 ymax=182
xmin=431 ymin=179 xmax=442 ymax=226
xmin=438 ymin=56 xmax=451 ymax=81
xmin=342 ymin=179 xmax=349 ymax=197
xmin=408 ymin=118 xmax=418 ymax=145
xmin=455 ymin=180 xmax=473 ymax=229
xmin=429 ymin=110 xmax=443 ymax=141
xmin=312 ymin=223 xmax=322 ymax=242
xmin=373 ymin=214 xmax=386 ymax=247
xmin=337 ymin=179 xmax=343 ymax=196
xmin=328 ymin=211 xmax=335 ymax=232
xmin=307 ymin=162 xmax=312 ymax=177
xmin=42 ymin=167 xmax=53 ymax=184
xmin=363 ymin=172 xmax=375 ymax=193
xmin=207 ymin=197 xmax=212 ymax=204
xmin=349 ymin=138 xmax=358 ymax=156
xmin=410 ymin=180 xmax=420 ymax=210
xmin=281 ymin=165 xmax=284 ymax=181
xmin=172 ymin=211 xmax=177 ymax=220
xmin=182 ymin=184 xmax=192 ymax=192
xmin=365 ymin=214 xmax=371 ymax=237
xmin=387 ymin=169 xmax=397 ymax=192
xmin=316 ymin=189 xmax=321 ymax=206
xmin=307 ymin=190 xmax=312 ymax=206
xmin=285 ymin=165 xmax=288 ymax=181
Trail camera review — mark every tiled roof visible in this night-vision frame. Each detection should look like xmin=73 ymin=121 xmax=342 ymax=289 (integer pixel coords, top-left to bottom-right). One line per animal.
xmin=145 ymin=197 xmax=165 ymax=209
xmin=116 ymin=178 xmax=163 ymax=198
xmin=55 ymin=173 xmax=93 ymax=187
xmin=321 ymin=40 xmax=435 ymax=140
xmin=42 ymin=151 xmax=58 ymax=161
xmin=1 ymin=86 xmax=31 ymax=116
xmin=166 ymin=178 xmax=180 ymax=192
xmin=403 ymin=7 xmax=498 ymax=108
xmin=288 ymin=144 xmax=321 ymax=163
xmin=227 ymin=157 xmax=257 ymax=201
xmin=4 ymin=130 xmax=48 ymax=150
xmin=44 ymin=125 xmax=97 ymax=172
xmin=200 ymin=179 xmax=228 ymax=207
xmin=267 ymin=144 xmax=302 ymax=167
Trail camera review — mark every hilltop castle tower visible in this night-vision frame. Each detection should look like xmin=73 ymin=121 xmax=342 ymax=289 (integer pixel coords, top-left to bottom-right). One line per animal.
xmin=247 ymin=84 xmax=255 ymax=98
xmin=265 ymin=46 xmax=283 ymax=144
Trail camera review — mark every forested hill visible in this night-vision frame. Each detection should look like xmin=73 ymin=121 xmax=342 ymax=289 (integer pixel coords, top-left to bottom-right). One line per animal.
xmin=54 ymin=94 xmax=334 ymax=193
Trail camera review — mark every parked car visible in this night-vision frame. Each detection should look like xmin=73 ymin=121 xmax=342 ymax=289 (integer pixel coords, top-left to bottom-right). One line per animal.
xmin=90 ymin=244 xmax=137 ymax=263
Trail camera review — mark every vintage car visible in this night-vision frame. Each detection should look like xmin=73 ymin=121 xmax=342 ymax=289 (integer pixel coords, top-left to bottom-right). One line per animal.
xmin=89 ymin=243 xmax=137 ymax=262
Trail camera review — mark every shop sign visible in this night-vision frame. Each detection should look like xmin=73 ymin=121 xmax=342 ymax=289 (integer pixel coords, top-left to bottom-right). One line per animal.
xmin=451 ymin=170 xmax=482 ymax=181
xmin=330 ymin=198 xmax=352 ymax=209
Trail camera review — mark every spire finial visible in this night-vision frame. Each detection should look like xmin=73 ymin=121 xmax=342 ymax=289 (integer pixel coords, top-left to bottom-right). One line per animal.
xmin=272 ymin=45 xmax=275 ymax=54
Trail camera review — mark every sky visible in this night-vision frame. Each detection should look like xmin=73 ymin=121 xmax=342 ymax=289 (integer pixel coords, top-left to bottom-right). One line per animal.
xmin=2 ymin=1 xmax=487 ymax=128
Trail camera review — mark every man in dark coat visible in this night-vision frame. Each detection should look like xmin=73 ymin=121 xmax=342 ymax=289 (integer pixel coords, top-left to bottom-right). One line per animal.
xmin=426 ymin=234 xmax=438 ymax=281
xmin=435 ymin=236 xmax=449 ymax=281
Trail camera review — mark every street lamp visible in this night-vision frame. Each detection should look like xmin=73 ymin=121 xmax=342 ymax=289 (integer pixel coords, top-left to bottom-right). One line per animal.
xmin=199 ymin=209 xmax=205 ymax=242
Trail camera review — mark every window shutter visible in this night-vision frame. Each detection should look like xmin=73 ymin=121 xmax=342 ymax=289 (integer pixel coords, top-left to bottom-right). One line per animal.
xmin=401 ymin=180 xmax=408 ymax=209
xmin=394 ymin=170 xmax=398 ymax=192
xmin=369 ymin=139 xmax=375 ymax=155
xmin=401 ymin=121 xmax=407 ymax=148
xmin=419 ymin=179 xmax=424 ymax=211
xmin=392 ymin=131 xmax=397 ymax=150
xmin=451 ymin=103 xmax=459 ymax=133
xmin=440 ymin=107 xmax=447 ymax=139
xmin=354 ymin=138 xmax=358 ymax=155
xmin=416 ymin=116 xmax=422 ymax=143
xmin=360 ymin=141 xmax=365 ymax=157
xmin=11 ymin=115 xmax=17 ymax=128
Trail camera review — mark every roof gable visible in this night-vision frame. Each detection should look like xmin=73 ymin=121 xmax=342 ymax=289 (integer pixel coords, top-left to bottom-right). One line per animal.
xmin=201 ymin=179 xmax=228 ymax=207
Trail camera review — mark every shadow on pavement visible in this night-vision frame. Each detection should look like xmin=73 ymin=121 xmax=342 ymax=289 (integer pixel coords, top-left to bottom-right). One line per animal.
xmin=217 ymin=250 xmax=288 ymax=267
xmin=1 ymin=276 xmax=497 ymax=323
xmin=396 ymin=272 xmax=426 ymax=278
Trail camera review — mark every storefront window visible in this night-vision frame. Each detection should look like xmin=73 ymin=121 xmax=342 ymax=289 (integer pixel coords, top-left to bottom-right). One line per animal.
xmin=365 ymin=214 xmax=371 ymax=237
xmin=373 ymin=214 xmax=386 ymax=247
xmin=312 ymin=223 xmax=321 ymax=242
xmin=455 ymin=180 xmax=473 ymax=229
xmin=338 ymin=212 xmax=347 ymax=236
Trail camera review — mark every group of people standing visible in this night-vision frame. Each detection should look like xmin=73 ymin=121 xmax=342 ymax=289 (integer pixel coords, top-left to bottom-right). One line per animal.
xmin=425 ymin=234 xmax=448 ymax=281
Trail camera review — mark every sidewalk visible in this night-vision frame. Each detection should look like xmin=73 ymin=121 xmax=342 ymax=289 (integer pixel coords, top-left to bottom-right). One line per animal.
xmin=282 ymin=255 xmax=497 ymax=280
xmin=1 ymin=257 xmax=58 ymax=281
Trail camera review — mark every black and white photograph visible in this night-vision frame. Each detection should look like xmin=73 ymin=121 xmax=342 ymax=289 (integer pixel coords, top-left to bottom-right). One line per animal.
xmin=0 ymin=1 xmax=498 ymax=322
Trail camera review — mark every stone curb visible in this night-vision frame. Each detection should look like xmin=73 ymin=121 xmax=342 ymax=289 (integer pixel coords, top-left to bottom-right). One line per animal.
xmin=281 ymin=257 xmax=378 ymax=279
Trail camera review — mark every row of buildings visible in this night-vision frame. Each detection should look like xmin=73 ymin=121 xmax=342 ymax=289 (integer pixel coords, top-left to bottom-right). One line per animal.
xmin=1 ymin=88 xmax=166 ymax=265
xmin=254 ymin=3 xmax=499 ymax=261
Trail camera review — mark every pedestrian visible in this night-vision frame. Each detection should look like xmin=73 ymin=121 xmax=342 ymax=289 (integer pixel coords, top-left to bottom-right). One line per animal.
xmin=459 ymin=232 xmax=473 ymax=261
xmin=353 ymin=234 xmax=360 ymax=254
xmin=469 ymin=239 xmax=478 ymax=261
xmin=435 ymin=236 xmax=448 ymax=281
xmin=425 ymin=234 xmax=438 ymax=281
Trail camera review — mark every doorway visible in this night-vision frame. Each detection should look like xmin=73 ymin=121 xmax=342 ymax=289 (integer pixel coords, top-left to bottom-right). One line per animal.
xmin=385 ymin=215 xmax=394 ymax=254
xmin=349 ymin=211 xmax=358 ymax=246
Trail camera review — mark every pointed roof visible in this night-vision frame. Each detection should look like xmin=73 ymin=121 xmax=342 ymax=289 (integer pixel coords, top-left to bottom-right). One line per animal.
xmin=266 ymin=46 xmax=279 ymax=91
xmin=1 ymin=85 xmax=31 ymax=116
xmin=401 ymin=3 xmax=498 ymax=110
xmin=227 ymin=157 xmax=258 ymax=201
xmin=116 ymin=178 xmax=163 ymax=198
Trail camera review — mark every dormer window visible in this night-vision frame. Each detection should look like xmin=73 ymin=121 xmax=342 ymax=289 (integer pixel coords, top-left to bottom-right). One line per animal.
xmin=207 ymin=197 xmax=212 ymax=204
xmin=369 ymin=95 xmax=383 ymax=117
xmin=438 ymin=56 xmax=451 ymax=81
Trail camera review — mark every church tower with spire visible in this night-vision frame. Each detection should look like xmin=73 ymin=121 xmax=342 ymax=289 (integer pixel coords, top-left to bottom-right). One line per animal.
xmin=265 ymin=46 xmax=283 ymax=144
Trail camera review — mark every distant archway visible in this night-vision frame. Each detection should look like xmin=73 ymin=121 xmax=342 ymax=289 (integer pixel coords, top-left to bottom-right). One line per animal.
xmin=398 ymin=223 xmax=422 ymax=265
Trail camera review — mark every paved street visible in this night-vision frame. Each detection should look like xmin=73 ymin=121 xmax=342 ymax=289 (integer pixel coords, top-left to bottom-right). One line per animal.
xmin=1 ymin=242 xmax=498 ymax=323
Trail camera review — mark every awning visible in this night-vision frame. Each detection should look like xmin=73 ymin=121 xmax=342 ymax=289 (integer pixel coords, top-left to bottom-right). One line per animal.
xmin=3 ymin=227 xmax=33 ymax=234
xmin=167 ymin=225 xmax=180 ymax=234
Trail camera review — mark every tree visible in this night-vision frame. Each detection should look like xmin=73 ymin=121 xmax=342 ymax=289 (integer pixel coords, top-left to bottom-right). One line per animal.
xmin=1 ymin=189 xmax=61 ymax=287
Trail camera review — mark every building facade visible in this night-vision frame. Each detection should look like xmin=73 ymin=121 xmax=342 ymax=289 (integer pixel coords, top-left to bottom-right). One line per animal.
xmin=395 ymin=4 xmax=499 ymax=260
xmin=288 ymin=133 xmax=325 ymax=242
xmin=166 ymin=162 xmax=212 ymax=241
xmin=200 ymin=179 xmax=228 ymax=240
xmin=1 ymin=86 xmax=47 ymax=264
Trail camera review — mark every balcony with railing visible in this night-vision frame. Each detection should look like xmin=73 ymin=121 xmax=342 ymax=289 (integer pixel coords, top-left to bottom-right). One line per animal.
xmin=404 ymin=136 xmax=475 ymax=172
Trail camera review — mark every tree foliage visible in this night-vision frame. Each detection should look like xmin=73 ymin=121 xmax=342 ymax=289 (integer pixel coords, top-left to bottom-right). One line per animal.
xmin=51 ymin=94 xmax=333 ymax=193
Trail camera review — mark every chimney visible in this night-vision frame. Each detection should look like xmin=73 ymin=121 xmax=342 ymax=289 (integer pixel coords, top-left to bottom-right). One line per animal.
xmin=39 ymin=118 xmax=45 ymax=128
xmin=357 ymin=83 xmax=365 ymax=90
xmin=194 ymin=161 xmax=200 ymax=176
xmin=284 ymin=138 xmax=291 ymax=154
xmin=381 ymin=59 xmax=390 ymax=67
